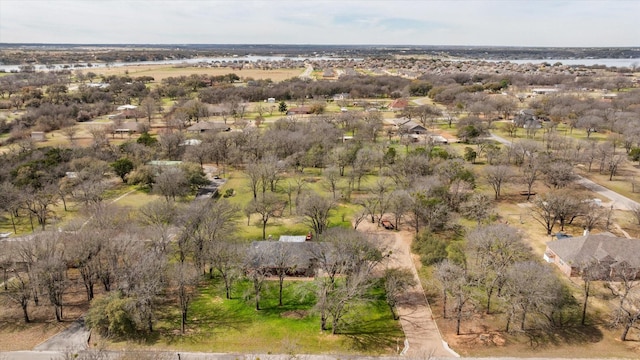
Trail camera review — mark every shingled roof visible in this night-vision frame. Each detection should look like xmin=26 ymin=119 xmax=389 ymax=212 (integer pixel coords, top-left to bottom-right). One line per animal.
xmin=546 ymin=233 xmax=640 ymax=268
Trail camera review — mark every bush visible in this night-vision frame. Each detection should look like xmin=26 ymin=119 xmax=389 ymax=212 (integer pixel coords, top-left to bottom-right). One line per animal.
xmin=85 ymin=292 xmax=137 ymax=339
xmin=223 ymin=188 xmax=234 ymax=198
xmin=411 ymin=231 xmax=448 ymax=266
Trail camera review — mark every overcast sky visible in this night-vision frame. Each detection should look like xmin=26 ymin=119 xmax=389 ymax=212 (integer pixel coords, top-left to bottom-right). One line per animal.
xmin=0 ymin=0 xmax=638 ymax=47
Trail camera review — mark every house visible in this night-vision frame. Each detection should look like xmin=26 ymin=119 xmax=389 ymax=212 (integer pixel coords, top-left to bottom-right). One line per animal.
xmin=112 ymin=122 xmax=140 ymax=136
xmin=249 ymin=241 xmax=324 ymax=277
xmin=186 ymin=121 xmax=231 ymax=133
xmin=544 ymin=232 xmax=640 ymax=279
xmin=116 ymin=104 xmax=138 ymax=111
xmin=393 ymin=118 xmax=427 ymax=134
xmin=286 ymin=106 xmax=312 ymax=116
xmin=513 ymin=109 xmax=541 ymax=129
xmin=31 ymin=131 xmax=46 ymax=142
xmin=531 ymin=88 xmax=558 ymax=95
xmin=388 ymin=99 xmax=409 ymax=111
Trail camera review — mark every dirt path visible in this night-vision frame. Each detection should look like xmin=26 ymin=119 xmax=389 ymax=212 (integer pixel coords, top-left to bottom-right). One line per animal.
xmin=357 ymin=221 xmax=458 ymax=358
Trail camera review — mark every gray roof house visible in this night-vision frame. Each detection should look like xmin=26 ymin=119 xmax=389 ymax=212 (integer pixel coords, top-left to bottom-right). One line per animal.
xmin=186 ymin=121 xmax=231 ymax=133
xmin=544 ymin=232 xmax=640 ymax=279
xmin=250 ymin=241 xmax=326 ymax=277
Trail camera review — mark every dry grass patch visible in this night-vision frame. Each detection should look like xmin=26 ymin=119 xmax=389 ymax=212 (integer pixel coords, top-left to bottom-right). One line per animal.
xmin=82 ymin=65 xmax=304 ymax=83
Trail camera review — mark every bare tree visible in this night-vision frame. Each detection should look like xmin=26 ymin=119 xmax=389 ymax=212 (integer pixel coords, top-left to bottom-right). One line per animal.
xmin=434 ymin=260 xmax=473 ymax=335
xmin=270 ymin=242 xmax=294 ymax=307
xmin=209 ymin=240 xmax=243 ymax=299
xmin=298 ymin=193 xmax=334 ymax=237
xmin=0 ymin=181 xmax=22 ymax=233
xmin=607 ymin=263 xmax=640 ymax=341
xmin=170 ymin=262 xmax=199 ymax=334
xmin=467 ymin=224 xmax=528 ymax=314
xmin=501 ymin=261 xmax=563 ymax=332
xmin=4 ymin=267 xmax=32 ymax=323
xmin=154 ymin=167 xmax=190 ymax=201
xmin=484 ymin=164 xmax=513 ymax=200
xmin=244 ymin=244 xmax=270 ymax=311
xmin=383 ymin=268 xmax=416 ymax=320
xmin=322 ymin=166 xmax=341 ymax=199
xmin=246 ymin=193 xmax=286 ymax=240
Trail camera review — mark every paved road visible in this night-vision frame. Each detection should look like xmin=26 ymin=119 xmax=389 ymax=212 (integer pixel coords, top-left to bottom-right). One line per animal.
xmin=0 ymin=351 xmax=626 ymax=360
xmin=489 ymin=133 xmax=640 ymax=211
xmin=33 ymin=317 xmax=90 ymax=352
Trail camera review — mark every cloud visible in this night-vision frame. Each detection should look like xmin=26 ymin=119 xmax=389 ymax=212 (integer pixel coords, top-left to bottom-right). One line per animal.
xmin=0 ymin=0 xmax=637 ymax=46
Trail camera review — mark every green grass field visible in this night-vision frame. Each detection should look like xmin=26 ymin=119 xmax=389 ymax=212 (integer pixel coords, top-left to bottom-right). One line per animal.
xmin=115 ymin=278 xmax=403 ymax=355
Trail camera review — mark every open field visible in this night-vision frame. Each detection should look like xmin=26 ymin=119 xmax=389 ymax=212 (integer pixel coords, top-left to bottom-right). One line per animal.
xmin=81 ymin=64 xmax=305 ymax=83
xmin=98 ymin=278 xmax=403 ymax=355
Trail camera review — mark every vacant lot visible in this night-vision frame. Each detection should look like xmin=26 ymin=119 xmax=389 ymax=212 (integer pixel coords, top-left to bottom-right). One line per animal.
xmin=82 ymin=65 xmax=304 ymax=83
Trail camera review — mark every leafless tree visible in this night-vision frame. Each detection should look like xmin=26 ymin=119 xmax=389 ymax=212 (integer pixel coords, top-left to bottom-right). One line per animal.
xmin=387 ymin=189 xmax=411 ymax=230
xmin=154 ymin=167 xmax=190 ymax=201
xmin=461 ymin=193 xmax=492 ymax=225
xmin=170 ymin=262 xmax=199 ymax=334
xmin=501 ymin=261 xmax=563 ymax=332
xmin=4 ymin=265 xmax=32 ymax=323
xmin=383 ymin=268 xmax=416 ymax=320
xmin=246 ymin=192 xmax=286 ymax=240
xmin=467 ymin=224 xmax=528 ymax=314
xmin=606 ymin=262 xmax=640 ymax=341
xmin=209 ymin=240 xmax=243 ymax=299
xmin=244 ymin=244 xmax=270 ymax=311
xmin=484 ymin=164 xmax=513 ymax=200
xmin=298 ymin=193 xmax=335 ymax=237
xmin=312 ymin=228 xmax=385 ymax=333
xmin=434 ymin=260 xmax=472 ymax=334
xmin=578 ymin=259 xmax=609 ymax=326
xmin=322 ymin=166 xmax=341 ymax=199
xmin=66 ymin=230 xmax=103 ymax=301
xmin=138 ymin=199 xmax=180 ymax=253
xmin=23 ymin=184 xmax=59 ymax=231
xmin=0 ymin=181 xmax=22 ymax=233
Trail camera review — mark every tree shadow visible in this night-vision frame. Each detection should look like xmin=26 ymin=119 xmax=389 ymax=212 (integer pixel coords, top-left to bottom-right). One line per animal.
xmin=522 ymin=324 xmax=604 ymax=349
xmin=339 ymin=317 xmax=403 ymax=353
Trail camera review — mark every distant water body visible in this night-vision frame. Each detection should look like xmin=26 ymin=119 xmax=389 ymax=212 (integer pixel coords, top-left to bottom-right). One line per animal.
xmin=1 ymin=56 xmax=638 ymax=72
xmin=485 ymin=58 xmax=640 ymax=68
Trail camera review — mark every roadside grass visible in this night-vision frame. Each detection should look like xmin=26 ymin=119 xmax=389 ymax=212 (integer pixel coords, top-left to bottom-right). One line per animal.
xmin=124 ymin=278 xmax=402 ymax=355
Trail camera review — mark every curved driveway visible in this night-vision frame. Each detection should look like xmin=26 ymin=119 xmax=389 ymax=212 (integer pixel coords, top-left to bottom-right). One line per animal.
xmin=489 ymin=133 xmax=640 ymax=211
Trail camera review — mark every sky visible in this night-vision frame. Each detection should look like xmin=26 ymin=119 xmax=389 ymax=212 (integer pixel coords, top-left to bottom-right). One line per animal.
xmin=0 ymin=0 xmax=638 ymax=47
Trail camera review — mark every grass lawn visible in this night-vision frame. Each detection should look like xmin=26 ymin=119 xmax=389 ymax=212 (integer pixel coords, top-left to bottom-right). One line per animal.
xmin=219 ymin=169 xmax=360 ymax=241
xmin=110 ymin=278 xmax=403 ymax=355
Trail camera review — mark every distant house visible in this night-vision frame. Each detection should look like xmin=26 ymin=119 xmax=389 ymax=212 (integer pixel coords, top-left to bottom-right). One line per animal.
xmin=116 ymin=104 xmax=138 ymax=111
xmin=513 ymin=109 xmax=542 ymax=129
xmin=186 ymin=121 xmax=231 ymax=133
xmin=388 ymin=99 xmax=409 ymax=111
xmin=393 ymin=118 xmax=427 ymax=134
xmin=322 ymin=68 xmax=336 ymax=78
xmin=112 ymin=122 xmax=140 ymax=136
xmin=531 ymin=88 xmax=558 ymax=95
xmin=544 ymin=232 xmax=640 ymax=279
xmin=333 ymin=93 xmax=349 ymax=101
xmin=287 ymin=106 xmax=312 ymax=116
xmin=31 ymin=131 xmax=46 ymax=142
